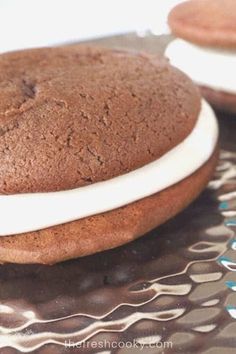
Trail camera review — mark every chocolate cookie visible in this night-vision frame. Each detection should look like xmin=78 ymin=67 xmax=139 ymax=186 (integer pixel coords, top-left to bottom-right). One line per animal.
xmin=0 ymin=148 xmax=218 ymax=264
xmin=200 ymin=86 xmax=236 ymax=115
xmin=168 ymin=0 xmax=236 ymax=48
xmin=0 ymin=45 xmax=218 ymax=264
xmin=0 ymin=46 xmax=199 ymax=194
xmin=167 ymin=0 xmax=236 ymax=114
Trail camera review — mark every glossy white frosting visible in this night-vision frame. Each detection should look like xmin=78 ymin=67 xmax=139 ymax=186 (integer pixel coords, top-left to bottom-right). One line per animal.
xmin=0 ymin=100 xmax=218 ymax=236
xmin=166 ymin=39 xmax=236 ymax=94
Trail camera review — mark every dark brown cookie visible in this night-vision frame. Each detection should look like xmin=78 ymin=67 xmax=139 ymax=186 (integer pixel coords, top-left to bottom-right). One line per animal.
xmin=0 ymin=147 xmax=218 ymax=264
xmin=0 ymin=45 xmax=200 ymax=193
xmin=168 ymin=0 xmax=236 ymax=48
xmin=200 ymin=86 xmax=236 ymax=114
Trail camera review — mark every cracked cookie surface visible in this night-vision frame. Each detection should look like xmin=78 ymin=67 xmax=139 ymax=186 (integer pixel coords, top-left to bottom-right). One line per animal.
xmin=0 ymin=45 xmax=200 ymax=193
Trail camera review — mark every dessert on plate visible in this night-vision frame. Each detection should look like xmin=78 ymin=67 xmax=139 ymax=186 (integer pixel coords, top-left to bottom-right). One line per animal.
xmin=0 ymin=45 xmax=218 ymax=264
xmin=166 ymin=0 xmax=236 ymax=114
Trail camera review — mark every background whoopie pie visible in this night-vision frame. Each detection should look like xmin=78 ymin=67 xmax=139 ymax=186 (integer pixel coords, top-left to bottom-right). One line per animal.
xmin=166 ymin=0 xmax=236 ymax=114
xmin=0 ymin=45 xmax=218 ymax=264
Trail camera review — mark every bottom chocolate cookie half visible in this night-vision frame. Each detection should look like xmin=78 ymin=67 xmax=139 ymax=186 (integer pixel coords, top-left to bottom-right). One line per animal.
xmin=200 ymin=86 xmax=236 ymax=115
xmin=0 ymin=148 xmax=219 ymax=264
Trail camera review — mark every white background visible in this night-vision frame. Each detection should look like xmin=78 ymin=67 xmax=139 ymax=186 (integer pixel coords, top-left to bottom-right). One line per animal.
xmin=0 ymin=0 xmax=182 ymax=53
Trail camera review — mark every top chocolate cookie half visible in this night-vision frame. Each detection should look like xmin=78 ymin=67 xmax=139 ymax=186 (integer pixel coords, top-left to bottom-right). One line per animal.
xmin=168 ymin=0 xmax=236 ymax=48
xmin=0 ymin=45 xmax=200 ymax=194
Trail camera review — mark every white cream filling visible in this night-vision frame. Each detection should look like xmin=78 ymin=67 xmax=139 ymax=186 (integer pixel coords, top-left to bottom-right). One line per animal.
xmin=0 ymin=100 xmax=218 ymax=236
xmin=165 ymin=39 xmax=236 ymax=94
